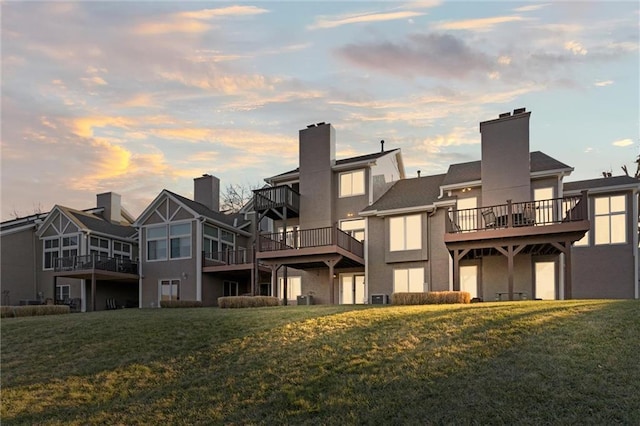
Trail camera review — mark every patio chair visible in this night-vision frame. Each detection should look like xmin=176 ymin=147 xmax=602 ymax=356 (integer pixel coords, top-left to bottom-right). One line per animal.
xmin=481 ymin=208 xmax=497 ymax=228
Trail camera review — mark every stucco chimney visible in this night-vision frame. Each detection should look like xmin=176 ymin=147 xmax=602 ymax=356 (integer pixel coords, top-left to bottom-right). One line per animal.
xmin=97 ymin=192 xmax=122 ymax=224
xmin=299 ymin=122 xmax=335 ymax=229
xmin=480 ymin=108 xmax=531 ymax=206
xmin=194 ymin=174 xmax=220 ymax=212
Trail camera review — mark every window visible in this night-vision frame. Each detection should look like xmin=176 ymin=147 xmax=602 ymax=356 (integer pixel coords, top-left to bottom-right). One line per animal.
xmin=339 ymin=170 xmax=365 ymax=197
xmin=62 ymin=236 xmax=78 ymax=258
xmin=223 ymin=281 xmax=239 ymax=297
xmin=340 ymin=219 xmax=365 ymax=242
xmin=90 ymin=236 xmax=110 ymax=259
xmin=56 ymin=284 xmax=70 ymax=301
xmin=113 ymin=241 xmax=132 ymax=259
xmin=389 ymin=215 xmax=421 ymax=251
xmin=534 ymin=188 xmax=554 ymax=224
xmin=393 ymin=268 xmax=424 ymax=293
xmin=147 ymin=225 xmax=168 ymax=261
xmin=170 ymin=223 xmax=191 ymax=259
xmin=220 ymin=229 xmax=234 ymax=253
xmin=160 ymin=279 xmax=180 ymax=301
xmin=43 ymin=238 xmax=60 ymax=270
xmin=278 ymin=276 xmax=302 ymax=301
xmin=203 ymin=225 xmax=235 ymax=260
xmin=595 ymin=195 xmax=626 ymax=245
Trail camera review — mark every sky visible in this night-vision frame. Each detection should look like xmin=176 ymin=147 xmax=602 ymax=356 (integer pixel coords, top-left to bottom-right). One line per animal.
xmin=1 ymin=1 xmax=638 ymax=221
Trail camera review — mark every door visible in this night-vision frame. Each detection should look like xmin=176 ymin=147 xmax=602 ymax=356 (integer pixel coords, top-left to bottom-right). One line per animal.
xmin=459 ymin=265 xmax=478 ymax=299
xmin=535 ymin=261 xmax=556 ymax=300
xmin=340 ymin=275 xmax=365 ymax=304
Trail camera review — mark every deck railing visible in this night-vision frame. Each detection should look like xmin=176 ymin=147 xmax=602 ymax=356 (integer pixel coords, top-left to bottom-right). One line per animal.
xmin=253 ymin=185 xmax=300 ymax=212
xmin=54 ymin=254 xmax=138 ymax=274
xmin=259 ymin=226 xmax=364 ymax=258
xmin=203 ymin=248 xmax=253 ymax=266
xmin=447 ymin=192 xmax=588 ymax=233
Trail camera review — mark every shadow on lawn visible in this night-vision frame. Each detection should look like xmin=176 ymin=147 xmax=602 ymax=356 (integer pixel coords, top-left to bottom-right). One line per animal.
xmin=4 ymin=300 xmax=638 ymax=425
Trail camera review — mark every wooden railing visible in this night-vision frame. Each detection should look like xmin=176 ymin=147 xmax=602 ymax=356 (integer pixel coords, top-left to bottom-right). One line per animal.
xmin=203 ymin=248 xmax=253 ymax=266
xmin=259 ymin=226 xmax=364 ymax=258
xmin=54 ymin=254 xmax=138 ymax=274
xmin=253 ymin=185 xmax=300 ymax=212
xmin=447 ymin=192 xmax=588 ymax=233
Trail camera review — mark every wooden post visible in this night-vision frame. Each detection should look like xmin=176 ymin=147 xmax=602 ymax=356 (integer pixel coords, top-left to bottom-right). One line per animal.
xmin=507 ymin=200 xmax=513 ymax=228
xmin=564 ymin=242 xmax=572 ymax=299
xmin=507 ymin=245 xmax=514 ymax=300
xmin=282 ymin=266 xmax=288 ymax=306
xmin=452 ymin=249 xmax=460 ymax=291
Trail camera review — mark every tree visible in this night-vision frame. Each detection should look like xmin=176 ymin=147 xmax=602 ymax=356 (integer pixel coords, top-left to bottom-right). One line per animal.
xmin=9 ymin=202 xmax=45 ymax=219
xmin=621 ymin=154 xmax=640 ymax=179
xmin=220 ymin=183 xmax=262 ymax=213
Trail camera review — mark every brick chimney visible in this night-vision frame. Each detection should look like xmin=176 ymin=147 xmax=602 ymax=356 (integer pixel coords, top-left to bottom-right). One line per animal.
xmin=194 ymin=174 xmax=220 ymax=212
xmin=299 ymin=122 xmax=335 ymax=229
xmin=480 ymin=108 xmax=531 ymax=206
xmin=96 ymin=192 xmax=122 ymax=224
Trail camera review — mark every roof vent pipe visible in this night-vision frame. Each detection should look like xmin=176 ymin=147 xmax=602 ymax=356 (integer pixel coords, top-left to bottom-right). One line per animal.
xmin=380 ymin=140 xmax=385 ymax=152
xmin=417 ymin=170 xmax=421 ymax=177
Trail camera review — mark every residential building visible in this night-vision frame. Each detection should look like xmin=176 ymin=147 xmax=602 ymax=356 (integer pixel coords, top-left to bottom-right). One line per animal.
xmin=2 ymin=109 xmax=638 ymax=308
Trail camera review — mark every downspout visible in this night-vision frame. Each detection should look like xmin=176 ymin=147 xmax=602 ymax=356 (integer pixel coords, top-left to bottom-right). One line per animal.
xmin=137 ymin=227 xmax=143 ymax=308
xmin=364 ymin=217 xmax=369 ymax=303
xmin=634 ymin=189 xmax=639 ymax=299
xmin=427 ymin=207 xmax=437 ymax=292
xmin=33 ymin=229 xmax=38 ymax=300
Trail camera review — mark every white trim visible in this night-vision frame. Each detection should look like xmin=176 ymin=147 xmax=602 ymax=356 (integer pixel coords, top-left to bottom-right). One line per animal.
xmin=338 ymin=169 xmax=366 ymax=198
xmin=360 ymin=205 xmax=436 ymax=217
xmin=0 ymin=223 xmax=39 ymax=236
xmin=196 ymin=219 xmax=203 ymax=302
xmin=364 ymin=217 xmax=369 ymax=303
xmin=633 ymin=189 xmax=639 ymax=299
xmin=564 ymin=183 xmax=640 ymax=196
xmin=138 ymin=232 xmax=143 ymax=308
xmin=530 ymin=168 xmax=574 ymax=178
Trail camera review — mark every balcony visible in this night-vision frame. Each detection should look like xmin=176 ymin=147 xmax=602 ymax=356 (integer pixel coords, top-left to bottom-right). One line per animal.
xmin=257 ymin=226 xmax=364 ymax=269
xmin=55 ymin=254 xmax=138 ymax=275
xmin=253 ymin=185 xmax=300 ymax=220
xmin=445 ymin=193 xmax=589 ymax=246
xmin=202 ymin=248 xmax=268 ymax=273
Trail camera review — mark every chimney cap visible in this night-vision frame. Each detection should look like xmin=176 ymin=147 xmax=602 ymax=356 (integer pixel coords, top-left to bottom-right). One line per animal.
xmin=307 ymin=124 xmax=316 ymax=128
xmin=316 ymin=122 xmax=326 ymax=126
xmin=499 ymin=112 xmax=511 ymax=118
xmin=513 ymin=107 xmax=526 ymax=115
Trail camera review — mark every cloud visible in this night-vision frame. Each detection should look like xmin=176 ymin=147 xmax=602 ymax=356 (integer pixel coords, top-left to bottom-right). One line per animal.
xmin=433 ymin=16 xmax=525 ymax=32
xmin=336 ymin=33 xmax=494 ymax=79
xmin=564 ymin=40 xmax=588 ymax=55
xmin=612 ymin=138 xmax=633 ymax=147
xmin=309 ymin=11 xmax=427 ymax=30
xmin=81 ymin=76 xmax=108 ymax=86
xmin=157 ymin=70 xmax=272 ymax=94
xmin=178 ymin=5 xmax=268 ymax=20
xmin=513 ymin=4 xmax=550 ymax=13
xmin=71 ymin=116 xmax=136 ymax=138
xmin=134 ymin=19 xmax=211 ymax=35
xmin=594 ymin=80 xmax=613 ymax=87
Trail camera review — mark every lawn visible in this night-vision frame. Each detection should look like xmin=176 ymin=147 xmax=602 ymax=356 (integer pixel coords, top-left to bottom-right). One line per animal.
xmin=2 ymin=300 xmax=639 ymax=425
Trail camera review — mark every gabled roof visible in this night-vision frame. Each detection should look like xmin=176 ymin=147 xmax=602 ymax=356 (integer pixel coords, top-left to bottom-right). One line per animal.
xmin=266 ymin=149 xmax=400 ymax=182
xmin=165 ymin=190 xmax=249 ymax=228
xmin=35 ymin=205 xmax=136 ymax=239
xmin=564 ymin=175 xmax=640 ymax=193
xmin=0 ymin=212 xmax=49 ymax=235
xmin=361 ymin=174 xmax=448 ymax=215
xmin=441 ymin=151 xmax=572 ymax=186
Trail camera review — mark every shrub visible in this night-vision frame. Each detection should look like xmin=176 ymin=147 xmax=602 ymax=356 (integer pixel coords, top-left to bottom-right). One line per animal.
xmin=160 ymin=300 xmax=203 ymax=308
xmin=1 ymin=305 xmax=71 ymax=318
xmin=392 ymin=291 xmax=471 ymax=305
xmin=218 ymin=296 xmax=280 ymax=309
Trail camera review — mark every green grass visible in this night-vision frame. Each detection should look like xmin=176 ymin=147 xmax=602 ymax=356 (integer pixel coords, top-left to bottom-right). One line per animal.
xmin=2 ymin=300 xmax=639 ymax=425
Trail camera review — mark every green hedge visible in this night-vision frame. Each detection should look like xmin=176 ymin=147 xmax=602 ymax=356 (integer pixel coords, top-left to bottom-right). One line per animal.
xmin=218 ymin=296 xmax=280 ymax=309
xmin=159 ymin=300 xmax=203 ymax=308
xmin=1 ymin=305 xmax=71 ymax=318
xmin=392 ymin=291 xmax=471 ymax=305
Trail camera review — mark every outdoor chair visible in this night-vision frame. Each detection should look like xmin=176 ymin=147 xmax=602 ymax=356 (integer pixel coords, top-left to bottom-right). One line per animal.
xmin=481 ymin=208 xmax=497 ymax=228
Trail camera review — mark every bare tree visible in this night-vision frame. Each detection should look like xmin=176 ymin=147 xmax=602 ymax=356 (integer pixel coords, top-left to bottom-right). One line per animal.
xmin=9 ymin=202 xmax=45 ymax=219
xmin=621 ymin=154 xmax=640 ymax=179
xmin=220 ymin=183 xmax=261 ymax=213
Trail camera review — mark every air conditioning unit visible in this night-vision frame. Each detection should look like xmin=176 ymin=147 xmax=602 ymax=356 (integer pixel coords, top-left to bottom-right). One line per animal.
xmin=371 ymin=294 xmax=389 ymax=305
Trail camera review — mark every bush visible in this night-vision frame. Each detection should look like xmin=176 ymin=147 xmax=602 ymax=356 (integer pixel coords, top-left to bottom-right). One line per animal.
xmin=1 ymin=305 xmax=71 ymax=318
xmin=218 ymin=296 xmax=280 ymax=309
xmin=392 ymin=291 xmax=471 ymax=305
xmin=160 ymin=300 xmax=203 ymax=308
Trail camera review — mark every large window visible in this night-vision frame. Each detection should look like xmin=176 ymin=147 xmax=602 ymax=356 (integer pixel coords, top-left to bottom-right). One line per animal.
xmin=160 ymin=279 xmax=180 ymax=301
xmin=278 ymin=276 xmax=302 ymax=301
xmin=203 ymin=225 xmax=235 ymax=260
xmin=43 ymin=237 xmax=60 ymax=270
xmin=456 ymin=197 xmax=477 ymax=231
xmin=595 ymin=195 xmax=626 ymax=245
xmin=534 ymin=187 xmax=554 ymax=224
xmin=90 ymin=236 xmax=110 ymax=258
xmin=389 ymin=215 xmax=421 ymax=251
xmin=340 ymin=218 xmax=365 ymax=242
xmin=113 ymin=241 xmax=132 ymax=259
xmin=393 ymin=268 xmax=424 ymax=293
xmin=170 ymin=223 xmax=191 ymax=259
xmin=223 ymin=281 xmax=239 ymax=297
xmin=147 ymin=225 xmax=168 ymax=261
xmin=339 ymin=170 xmax=365 ymax=197
xmin=62 ymin=236 xmax=78 ymax=258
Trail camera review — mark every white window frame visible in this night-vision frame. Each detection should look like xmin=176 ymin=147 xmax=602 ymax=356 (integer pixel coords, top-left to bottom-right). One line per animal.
xmin=169 ymin=222 xmax=192 ymax=259
xmin=339 ymin=169 xmax=366 ymax=198
xmin=594 ymin=195 xmax=626 ymax=245
xmin=146 ymin=225 xmax=168 ymax=261
xmin=389 ymin=214 xmax=422 ymax=251
xmin=456 ymin=197 xmax=478 ymax=231
xmin=61 ymin=235 xmax=79 ymax=258
xmin=56 ymin=284 xmax=70 ymax=301
xmin=159 ymin=279 xmax=180 ymax=302
xmin=393 ymin=268 xmax=425 ymax=293
xmin=43 ymin=237 xmax=60 ymax=270
xmin=223 ymin=280 xmax=239 ymax=297
xmin=90 ymin=235 xmax=110 ymax=259
xmin=203 ymin=224 xmax=220 ymax=259
xmin=113 ymin=241 xmax=132 ymax=259
xmin=278 ymin=276 xmax=302 ymax=301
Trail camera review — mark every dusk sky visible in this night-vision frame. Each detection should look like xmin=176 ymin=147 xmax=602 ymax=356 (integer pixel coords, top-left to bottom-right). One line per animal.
xmin=1 ymin=1 xmax=638 ymax=221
